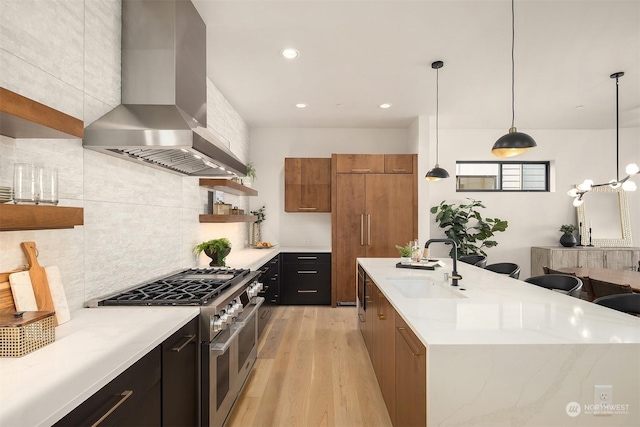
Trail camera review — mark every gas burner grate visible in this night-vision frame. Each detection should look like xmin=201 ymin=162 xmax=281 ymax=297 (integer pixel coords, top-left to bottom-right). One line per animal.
xmin=99 ymin=268 xmax=252 ymax=306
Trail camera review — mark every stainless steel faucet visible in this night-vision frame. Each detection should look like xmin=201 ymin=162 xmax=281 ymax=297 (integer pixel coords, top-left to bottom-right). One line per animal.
xmin=425 ymin=238 xmax=463 ymax=286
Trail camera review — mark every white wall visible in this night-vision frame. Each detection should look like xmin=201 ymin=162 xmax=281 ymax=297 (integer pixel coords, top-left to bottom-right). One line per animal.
xmin=0 ymin=0 xmax=250 ymax=310
xmin=248 ymin=128 xmax=411 ymax=247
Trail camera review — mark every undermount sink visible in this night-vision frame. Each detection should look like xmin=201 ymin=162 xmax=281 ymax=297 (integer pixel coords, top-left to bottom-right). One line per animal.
xmin=388 ymin=278 xmax=466 ymax=299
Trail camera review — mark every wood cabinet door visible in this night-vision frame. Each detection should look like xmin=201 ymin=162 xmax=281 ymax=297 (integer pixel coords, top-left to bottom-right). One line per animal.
xmin=384 ymin=154 xmax=414 ymax=174
xmin=578 ymin=250 xmax=604 ymax=268
xmin=365 ymin=173 xmax=416 ymax=258
xmin=284 ymin=158 xmax=331 ymax=212
xmin=377 ymin=288 xmax=396 ymax=424
xmin=549 ymin=249 xmax=580 ymax=269
xmin=604 ymin=250 xmax=639 ymax=270
xmin=395 ymin=312 xmax=426 ymax=427
xmin=334 ymin=174 xmax=367 ymax=305
xmin=335 ymin=154 xmax=385 ymax=173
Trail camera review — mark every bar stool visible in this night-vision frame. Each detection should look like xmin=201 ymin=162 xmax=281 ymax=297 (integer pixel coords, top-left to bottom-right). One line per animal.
xmin=594 ymin=293 xmax=640 ymax=316
xmin=485 ymin=263 xmax=520 ymax=279
xmin=524 ymin=274 xmax=583 ymax=298
xmin=459 ymin=254 xmax=487 ymax=268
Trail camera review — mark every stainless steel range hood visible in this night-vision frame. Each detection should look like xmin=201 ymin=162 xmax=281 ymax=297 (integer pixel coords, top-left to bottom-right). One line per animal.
xmin=83 ymin=0 xmax=246 ymax=177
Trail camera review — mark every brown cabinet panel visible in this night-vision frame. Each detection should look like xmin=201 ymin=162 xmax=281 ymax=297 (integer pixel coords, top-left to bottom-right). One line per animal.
xmin=285 ymin=158 xmax=331 ymax=212
xmin=365 ymin=174 xmax=415 ymax=258
xmin=334 ymin=174 xmax=367 ymax=305
xmin=335 ymin=154 xmax=384 ymax=173
xmin=376 ymin=289 xmax=396 ymax=424
xmin=395 ymin=312 xmax=426 ymax=427
xmin=384 ymin=154 xmax=414 ymax=174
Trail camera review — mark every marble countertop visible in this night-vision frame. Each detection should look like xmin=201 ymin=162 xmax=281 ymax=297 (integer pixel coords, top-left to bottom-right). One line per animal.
xmin=358 ymin=258 xmax=640 ymax=347
xmin=0 ymin=307 xmax=200 ymax=427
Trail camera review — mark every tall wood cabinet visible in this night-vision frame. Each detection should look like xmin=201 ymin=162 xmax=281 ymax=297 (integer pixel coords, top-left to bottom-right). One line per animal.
xmin=331 ymin=154 xmax=417 ymax=306
xmin=531 ymin=246 xmax=640 ymax=276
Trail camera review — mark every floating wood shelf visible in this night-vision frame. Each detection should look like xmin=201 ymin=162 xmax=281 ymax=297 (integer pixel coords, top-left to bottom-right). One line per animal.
xmin=0 ymin=204 xmax=84 ymax=231
xmin=199 ymin=214 xmax=257 ymax=224
xmin=0 ymin=87 xmax=84 ymax=139
xmin=199 ymin=179 xmax=258 ymax=196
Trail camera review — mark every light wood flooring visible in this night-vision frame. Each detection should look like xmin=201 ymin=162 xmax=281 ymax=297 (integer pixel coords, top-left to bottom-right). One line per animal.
xmin=226 ymin=306 xmax=393 ymax=427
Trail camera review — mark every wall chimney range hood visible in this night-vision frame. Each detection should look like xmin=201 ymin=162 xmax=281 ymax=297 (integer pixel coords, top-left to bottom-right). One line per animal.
xmin=83 ymin=0 xmax=246 ymax=177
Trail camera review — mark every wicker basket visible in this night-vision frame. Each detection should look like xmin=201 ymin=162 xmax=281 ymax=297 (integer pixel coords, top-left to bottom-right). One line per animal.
xmin=0 ymin=311 xmax=55 ymax=357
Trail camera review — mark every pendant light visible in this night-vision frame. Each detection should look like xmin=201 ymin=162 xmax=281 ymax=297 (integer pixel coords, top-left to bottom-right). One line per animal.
xmin=568 ymin=71 xmax=639 ymax=206
xmin=491 ymin=0 xmax=537 ymax=158
xmin=425 ymin=60 xmax=450 ymax=181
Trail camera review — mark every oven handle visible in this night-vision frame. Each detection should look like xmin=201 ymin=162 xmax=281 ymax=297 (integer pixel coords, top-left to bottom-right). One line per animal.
xmin=209 ymin=297 xmax=264 ymax=356
xmin=234 ymin=297 xmax=264 ymax=328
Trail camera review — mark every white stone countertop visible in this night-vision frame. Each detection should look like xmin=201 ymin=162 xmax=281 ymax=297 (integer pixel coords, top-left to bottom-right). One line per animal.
xmin=224 ymin=245 xmax=331 ymax=270
xmin=0 ymin=306 xmax=199 ymax=427
xmin=358 ymin=257 xmax=640 ymax=346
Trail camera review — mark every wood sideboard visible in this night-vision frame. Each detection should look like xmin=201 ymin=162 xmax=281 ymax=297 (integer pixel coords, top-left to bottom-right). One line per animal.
xmin=531 ymin=246 xmax=640 ymax=277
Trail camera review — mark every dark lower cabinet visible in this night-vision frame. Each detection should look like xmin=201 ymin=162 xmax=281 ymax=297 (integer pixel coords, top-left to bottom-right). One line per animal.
xmin=54 ymin=347 xmax=162 ymax=427
xmin=55 ymin=317 xmax=200 ymax=427
xmin=257 ymin=254 xmax=280 ymax=338
xmin=161 ymin=317 xmax=199 ymax=426
xmin=281 ymin=253 xmax=331 ymax=305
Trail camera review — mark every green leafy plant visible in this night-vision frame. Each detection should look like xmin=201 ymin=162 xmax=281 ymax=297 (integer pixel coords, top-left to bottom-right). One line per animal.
xmin=250 ymin=205 xmax=266 ymax=223
xmin=559 ymin=224 xmax=577 ymax=235
xmin=193 ymin=238 xmax=232 ymax=266
xmin=395 ymin=243 xmax=412 ymax=257
xmin=246 ymin=162 xmax=256 ymax=180
xmin=430 ymin=198 xmax=508 ymax=258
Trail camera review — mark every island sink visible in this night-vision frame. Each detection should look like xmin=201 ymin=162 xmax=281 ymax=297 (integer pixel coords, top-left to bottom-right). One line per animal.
xmin=388 ymin=278 xmax=466 ymax=299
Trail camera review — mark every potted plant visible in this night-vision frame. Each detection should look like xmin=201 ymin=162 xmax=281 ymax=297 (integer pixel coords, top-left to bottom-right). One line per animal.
xmin=249 ymin=205 xmax=266 ymax=245
xmin=430 ymin=198 xmax=508 ymax=258
xmin=395 ymin=243 xmax=413 ymax=262
xmin=193 ymin=238 xmax=232 ymax=266
xmin=242 ymin=162 xmax=256 ymax=187
xmin=559 ymin=224 xmax=577 ymax=247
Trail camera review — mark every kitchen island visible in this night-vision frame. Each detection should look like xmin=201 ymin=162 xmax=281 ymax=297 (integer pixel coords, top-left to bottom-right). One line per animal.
xmin=358 ymin=257 xmax=640 ymax=426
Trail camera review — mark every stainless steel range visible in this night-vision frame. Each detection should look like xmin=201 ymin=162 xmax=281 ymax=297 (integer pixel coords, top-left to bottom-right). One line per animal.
xmin=93 ymin=267 xmax=263 ymax=427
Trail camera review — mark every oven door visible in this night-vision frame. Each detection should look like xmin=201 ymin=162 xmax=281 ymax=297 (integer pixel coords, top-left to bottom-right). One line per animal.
xmin=202 ymin=296 xmax=264 ymax=427
xmin=202 ymin=325 xmax=240 ymax=427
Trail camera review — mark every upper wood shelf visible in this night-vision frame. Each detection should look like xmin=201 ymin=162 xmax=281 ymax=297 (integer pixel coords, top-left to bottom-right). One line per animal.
xmin=199 ymin=179 xmax=258 ymax=196
xmin=0 ymin=204 xmax=84 ymax=231
xmin=0 ymin=87 xmax=84 ymax=139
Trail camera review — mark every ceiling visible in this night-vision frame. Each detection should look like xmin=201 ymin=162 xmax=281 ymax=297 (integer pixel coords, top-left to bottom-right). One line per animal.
xmin=192 ymin=0 xmax=640 ymax=130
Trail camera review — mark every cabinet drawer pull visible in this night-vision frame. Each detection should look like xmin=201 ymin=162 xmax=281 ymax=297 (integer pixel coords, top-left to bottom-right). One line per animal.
xmin=350 ymin=168 xmax=371 ymax=172
xmin=378 ymin=314 xmax=386 ymax=320
xmin=298 ymin=290 xmax=318 ymax=293
xmin=298 ymin=270 xmax=317 ymax=274
xmin=297 ymin=256 xmax=317 ymax=260
xmin=392 ymin=168 xmax=407 ymax=172
xmin=358 ymin=313 xmax=365 ymax=322
xmin=367 ymin=214 xmax=371 ymax=246
xmin=397 ymin=327 xmax=421 ymax=356
xmin=360 ymin=214 xmax=365 ymax=246
xmin=171 ymin=334 xmax=196 ymax=352
xmin=298 ymin=207 xmax=317 ymax=211
xmin=260 ymin=267 xmax=269 ymax=274
xmin=271 ymin=275 xmax=278 ymax=280
xmin=90 ymin=390 xmax=134 ymax=427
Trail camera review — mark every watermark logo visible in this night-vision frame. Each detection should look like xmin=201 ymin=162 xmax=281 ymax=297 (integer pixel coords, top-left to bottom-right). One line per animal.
xmin=566 ymin=402 xmax=581 ymax=417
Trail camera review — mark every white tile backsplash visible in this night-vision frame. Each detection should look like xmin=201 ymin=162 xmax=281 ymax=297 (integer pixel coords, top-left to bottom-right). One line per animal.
xmin=0 ymin=0 xmax=252 ymax=313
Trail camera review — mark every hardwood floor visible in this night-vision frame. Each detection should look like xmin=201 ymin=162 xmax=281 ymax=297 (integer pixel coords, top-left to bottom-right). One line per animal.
xmin=226 ymin=306 xmax=393 ymax=427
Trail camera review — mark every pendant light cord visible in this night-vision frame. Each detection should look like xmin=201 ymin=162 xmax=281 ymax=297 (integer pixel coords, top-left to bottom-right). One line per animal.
xmin=511 ymin=0 xmax=515 ymax=129
xmin=436 ymin=66 xmax=440 ymax=163
xmin=615 ymin=74 xmax=619 ymax=181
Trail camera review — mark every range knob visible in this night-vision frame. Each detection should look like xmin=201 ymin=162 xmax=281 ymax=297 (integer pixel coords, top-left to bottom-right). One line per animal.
xmin=233 ymin=299 xmax=243 ymax=313
xmin=227 ymin=303 xmax=237 ymax=317
xmin=213 ymin=315 xmax=224 ymax=332
xmin=219 ymin=310 xmax=229 ymax=326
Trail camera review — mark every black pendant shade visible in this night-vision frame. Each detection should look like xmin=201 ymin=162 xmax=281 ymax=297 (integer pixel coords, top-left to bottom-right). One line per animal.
xmin=425 ymin=165 xmax=450 ymax=181
xmin=491 ymin=127 xmax=537 ymax=158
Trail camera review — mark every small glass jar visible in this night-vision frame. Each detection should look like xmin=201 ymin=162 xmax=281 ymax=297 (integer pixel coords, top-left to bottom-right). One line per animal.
xmin=411 ymin=239 xmax=421 ymax=262
xmin=13 ymin=163 xmax=38 ymax=204
xmin=38 ymin=167 xmax=59 ymax=205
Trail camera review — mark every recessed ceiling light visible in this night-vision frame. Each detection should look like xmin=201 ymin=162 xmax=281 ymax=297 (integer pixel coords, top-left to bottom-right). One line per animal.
xmin=379 ymin=103 xmax=392 ymax=109
xmin=295 ymin=103 xmax=308 ymax=109
xmin=281 ymin=48 xmax=299 ymax=59
xmin=575 ymin=105 xmax=584 ymax=109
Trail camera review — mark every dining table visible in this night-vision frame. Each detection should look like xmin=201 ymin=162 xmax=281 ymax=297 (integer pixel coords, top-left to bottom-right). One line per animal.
xmin=556 ymin=267 xmax=640 ymax=292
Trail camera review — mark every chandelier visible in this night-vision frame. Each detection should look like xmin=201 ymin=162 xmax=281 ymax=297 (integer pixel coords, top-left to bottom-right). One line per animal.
xmin=568 ymin=71 xmax=639 ymax=207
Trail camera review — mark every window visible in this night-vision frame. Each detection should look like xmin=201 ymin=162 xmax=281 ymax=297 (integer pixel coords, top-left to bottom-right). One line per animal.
xmin=456 ymin=161 xmax=549 ymax=192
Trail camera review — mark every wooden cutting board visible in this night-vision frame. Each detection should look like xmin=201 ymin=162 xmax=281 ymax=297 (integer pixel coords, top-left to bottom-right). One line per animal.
xmin=0 ymin=269 xmax=24 ymax=315
xmin=21 ymin=242 xmax=57 ymax=324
